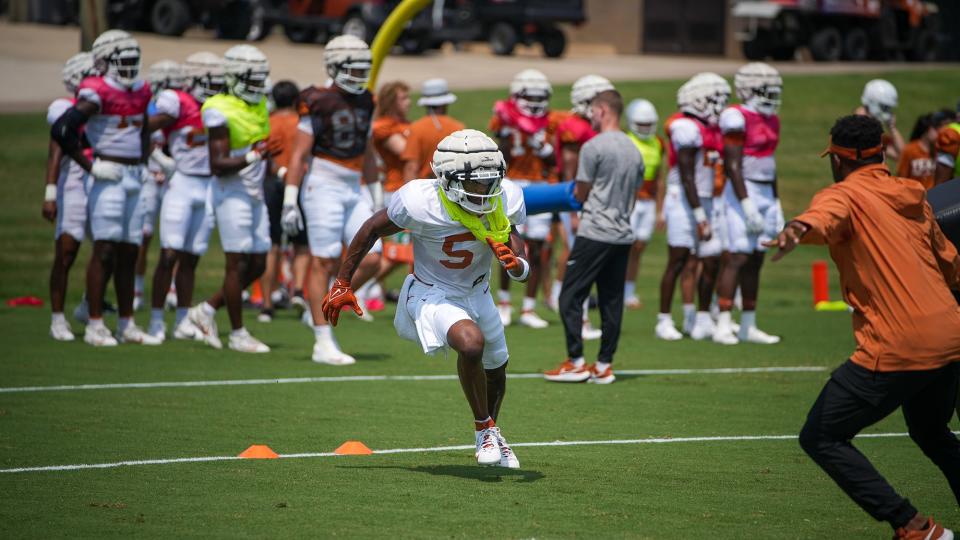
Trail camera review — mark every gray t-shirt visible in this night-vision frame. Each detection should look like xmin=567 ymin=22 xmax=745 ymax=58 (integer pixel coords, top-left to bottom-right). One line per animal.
xmin=575 ymin=130 xmax=645 ymax=244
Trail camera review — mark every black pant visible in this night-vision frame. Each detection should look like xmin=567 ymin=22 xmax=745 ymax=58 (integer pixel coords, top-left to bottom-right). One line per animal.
xmin=558 ymin=236 xmax=630 ymax=363
xmin=799 ymin=360 xmax=960 ymax=528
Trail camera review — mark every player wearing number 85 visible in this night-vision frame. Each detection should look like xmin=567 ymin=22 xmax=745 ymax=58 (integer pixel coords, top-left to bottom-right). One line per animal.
xmin=321 ymin=129 xmax=528 ymax=468
xmin=282 ymin=34 xmax=384 ymax=366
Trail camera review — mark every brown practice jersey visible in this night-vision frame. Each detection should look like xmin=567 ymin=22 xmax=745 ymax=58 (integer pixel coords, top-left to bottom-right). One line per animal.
xmin=299 ymin=85 xmax=374 ymax=171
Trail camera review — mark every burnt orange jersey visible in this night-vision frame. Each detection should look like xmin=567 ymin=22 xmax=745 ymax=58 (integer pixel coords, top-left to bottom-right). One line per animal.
xmin=896 ymin=139 xmax=936 ymax=190
xmin=372 ymin=116 xmax=410 ymax=191
xmin=400 ymin=113 xmax=464 ymax=179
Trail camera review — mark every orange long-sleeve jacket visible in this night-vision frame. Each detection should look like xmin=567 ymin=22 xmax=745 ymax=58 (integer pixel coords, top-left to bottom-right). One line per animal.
xmin=795 ymin=163 xmax=960 ymax=372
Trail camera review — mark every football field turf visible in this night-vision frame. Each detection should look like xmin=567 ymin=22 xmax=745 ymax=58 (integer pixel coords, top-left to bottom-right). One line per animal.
xmin=1 ymin=69 xmax=958 ymax=538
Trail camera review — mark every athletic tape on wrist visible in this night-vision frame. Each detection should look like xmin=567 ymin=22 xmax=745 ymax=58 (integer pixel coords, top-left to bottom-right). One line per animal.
xmin=693 ymin=206 xmax=708 ymax=224
xmin=509 ymin=258 xmax=530 ymax=282
xmin=283 ymin=184 xmax=299 ymax=207
xmin=44 ymin=184 xmax=57 ymax=202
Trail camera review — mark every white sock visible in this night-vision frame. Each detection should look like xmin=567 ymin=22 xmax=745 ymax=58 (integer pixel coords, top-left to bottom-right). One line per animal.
xmin=551 ymin=280 xmax=562 ymax=302
xmin=175 ymin=307 xmax=188 ymax=326
xmin=683 ymin=303 xmax=696 ymax=319
xmin=624 ymin=281 xmax=636 ymax=299
xmin=716 ymin=311 xmax=732 ymax=333
xmin=522 ymin=296 xmax=536 ymax=312
xmin=150 ymin=308 xmax=164 ymax=326
xmin=51 ymin=312 xmax=66 ymax=324
xmin=695 ymin=311 xmax=711 ymax=326
xmin=314 ymin=324 xmax=332 ymax=341
xmin=582 ymin=298 xmax=590 ymax=323
xmin=570 ymin=357 xmax=585 ymax=368
xmin=88 ymin=317 xmax=105 ymax=329
xmin=595 ymin=361 xmax=611 ymax=374
xmin=741 ymin=310 xmax=756 ymax=331
xmin=497 ymin=290 xmax=511 ymax=304
xmin=657 ymin=313 xmax=673 ymax=324
xmin=200 ymin=302 xmax=216 ymax=316
xmin=230 ymin=327 xmax=248 ymax=338
xmin=117 ymin=317 xmax=133 ymax=333
xmin=134 ymin=275 xmax=144 ymax=293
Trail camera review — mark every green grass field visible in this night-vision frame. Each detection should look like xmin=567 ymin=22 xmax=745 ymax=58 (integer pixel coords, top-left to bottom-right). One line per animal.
xmin=1 ymin=69 xmax=958 ymax=538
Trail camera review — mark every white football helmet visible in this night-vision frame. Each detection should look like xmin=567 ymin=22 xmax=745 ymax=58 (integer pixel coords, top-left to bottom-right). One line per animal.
xmin=91 ymin=29 xmax=141 ymax=87
xmin=432 ymin=129 xmax=507 ymax=215
xmin=626 ymin=98 xmax=658 ymax=139
xmin=861 ymin=79 xmax=898 ymax=124
xmin=146 ymin=60 xmax=185 ymax=94
xmin=570 ymin=74 xmax=614 ymax=118
xmin=510 ymin=69 xmax=552 ymax=117
xmin=677 ymin=72 xmax=730 ymax=125
xmin=184 ymin=52 xmax=225 ymax=103
xmin=224 ymin=45 xmax=270 ymax=105
xmin=734 ymin=62 xmax=782 ymax=116
xmin=324 ymin=34 xmax=372 ymax=95
xmin=62 ymin=52 xmax=95 ymax=94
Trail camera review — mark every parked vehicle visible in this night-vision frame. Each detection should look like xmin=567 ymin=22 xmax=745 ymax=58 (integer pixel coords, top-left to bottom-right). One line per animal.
xmin=732 ymin=0 xmax=940 ymax=62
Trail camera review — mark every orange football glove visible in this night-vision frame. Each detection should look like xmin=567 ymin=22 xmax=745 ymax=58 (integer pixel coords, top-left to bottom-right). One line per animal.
xmin=486 ymin=238 xmax=519 ymax=271
xmin=321 ymin=278 xmax=363 ymax=326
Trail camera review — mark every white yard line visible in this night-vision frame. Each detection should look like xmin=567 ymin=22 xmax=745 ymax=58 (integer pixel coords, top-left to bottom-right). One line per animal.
xmin=0 ymin=366 xmax=826 ymax=394
xmin=0 ymin=431 xmax=914 ymax=474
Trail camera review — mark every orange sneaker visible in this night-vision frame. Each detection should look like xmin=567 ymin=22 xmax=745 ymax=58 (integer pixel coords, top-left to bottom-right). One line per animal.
xmin=544 ymin=360 xmax=591 ymax=383
xmin=588 ymin=364 xmax=616 ymax=385
xmin=896 ymin=517 xmax=953 ymax=540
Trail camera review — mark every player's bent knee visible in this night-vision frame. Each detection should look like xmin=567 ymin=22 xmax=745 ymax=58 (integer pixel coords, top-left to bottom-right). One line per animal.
xmin=448 ymin=320 xmax=485 ymax=360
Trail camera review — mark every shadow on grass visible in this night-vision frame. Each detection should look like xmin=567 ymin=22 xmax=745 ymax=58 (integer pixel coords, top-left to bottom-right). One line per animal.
xmin=337 ymin=464 xmax=545 ymax=483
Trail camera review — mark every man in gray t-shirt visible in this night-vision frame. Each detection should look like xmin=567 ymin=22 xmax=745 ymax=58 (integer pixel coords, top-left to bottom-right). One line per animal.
xmin=576 ymin=131 xmax=645 ymax=244
xmin=543 ymin=89 xmax=645 ymax=386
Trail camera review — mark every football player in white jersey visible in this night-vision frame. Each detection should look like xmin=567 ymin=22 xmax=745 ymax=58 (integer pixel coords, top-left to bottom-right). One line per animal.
xmin=146 ymin=52 xmax=224 ymax=342
xmin=856 ymin=79 xmax=904 ymax=161
xmin=44 ymin=52 xmax=97 ymax=341
xmin=51 ymin=30 xmax=158 ymax=346
xmin=321 ymin=129 xmax=528 ymax=468
xmin=135 ymin=60 xmax=184 ymax=312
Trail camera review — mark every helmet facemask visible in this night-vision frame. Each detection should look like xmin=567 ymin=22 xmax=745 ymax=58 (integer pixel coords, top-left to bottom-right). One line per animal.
xmin=191 ymin=72 xmax=225 ymax=102
xmin=867 ymin=101 xmax=895 ymax=124
xmin=514 ymin=91 xmax=550 ymax=118
xmin=329 ymin=60 xmax=371 ymax=95
xmin=106 ymin=46 xmax=142 ymax=88
xmin=747 ymin=85 xmax=782 ymax=116
xmin=228 ymin=67 xmax=269 ymax=104
xmin=439 ymin=164 xmax=505 ymax=215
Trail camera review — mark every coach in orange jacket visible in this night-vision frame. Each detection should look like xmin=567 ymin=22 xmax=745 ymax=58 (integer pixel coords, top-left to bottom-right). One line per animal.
xmin=767 ymin=114 xmax=960 ymax=538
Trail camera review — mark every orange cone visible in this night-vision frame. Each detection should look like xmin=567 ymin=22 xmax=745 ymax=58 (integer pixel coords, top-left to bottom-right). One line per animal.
xmin=334 ymin=441 xmax=373 ymax=455
xmin=812 ymin=260 xmax=830 ymax=306
xmin=239 ymin=444 xmax=279 ymax=459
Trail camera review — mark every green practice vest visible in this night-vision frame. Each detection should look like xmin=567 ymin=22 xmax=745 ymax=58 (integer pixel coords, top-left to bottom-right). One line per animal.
xmin=201 ymin=93 xmax=269 ymax=150
xmin=627 ymin=131 xmax=663 ymax=182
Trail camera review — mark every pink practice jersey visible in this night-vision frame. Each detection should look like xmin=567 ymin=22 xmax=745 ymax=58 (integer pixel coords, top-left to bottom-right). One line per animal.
xmin=156 ymin=89 xmax=210 ymax=176
xmin=719 ymin=104 xmax=779 ymax=182
xmin=77 ymin=76 xmax=152 ymax=159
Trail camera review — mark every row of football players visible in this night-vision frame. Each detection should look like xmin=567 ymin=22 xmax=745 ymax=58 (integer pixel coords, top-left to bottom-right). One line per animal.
xmin=44 ymin=30 xmax=403 ymax=363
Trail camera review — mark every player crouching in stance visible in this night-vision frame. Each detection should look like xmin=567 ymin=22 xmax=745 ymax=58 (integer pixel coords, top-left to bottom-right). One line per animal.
xmin=51 ymin=30 xmax=158 ymax=346
xmin=322 ymin=130 xmax=527 ymax=468
xmin=187 ymin=45 xmax=275 ymax=353
xmin=713 ymin=63 xmax=784 ymax=345
xmin=146 ymin=52 xmax=224 ymax=342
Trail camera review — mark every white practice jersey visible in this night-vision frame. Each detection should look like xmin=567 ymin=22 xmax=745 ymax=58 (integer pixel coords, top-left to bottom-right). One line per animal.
xmin=202 ymin=106 xmax=265 ymax=198
xmin=47 ymin=98 xmax=88 ymax=191
xmin=666 ymin=117 xmax=719 ymax=198
xmin=155 ymin=89 xmax=211 ymax=176
xmin=387 ymin=178 xmax=526 ymax=296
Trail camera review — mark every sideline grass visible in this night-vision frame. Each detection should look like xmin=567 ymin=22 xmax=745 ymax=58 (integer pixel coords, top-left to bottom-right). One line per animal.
xmin=0 ymin=70 xmax=958 ymax=538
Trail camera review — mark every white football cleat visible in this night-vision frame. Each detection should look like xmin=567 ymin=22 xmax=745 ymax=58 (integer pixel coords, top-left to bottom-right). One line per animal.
xmin=624 ymin=295 xmax=642 ymax=309
xmin=228 ymin=329 xmax=270 ymax=353
xmin=712 ymin=328 xmax=739 ymax=345
xmin=312 ymin=338 xmax=356 ymax=366
xmin=655 ymin=319 xmax=683 ymax=341
xmin=256 ymin=311 xmax=272 ymax=323
xmin=73 ymin=298 xmax=90 ymax=324
xmin=518 ymin=311 xmax=548 ymax=329
xmin=291 ymin=294 xmax=308 ymax=318
xmin=50 ymin=319 xmax=76 ymax=341
xmin=739 ymin=326 xmax=781 ymax=344
xmin=358 ymin=310 xmax=374 ymax=323
xmin=84 ymin=324 xmax=118 ymax=347
xmin=118 ymin=323 xmax=163 ymax=345
xmin=187 ymin=305 xmax=222 ymax=349
xmin=689 ymin=319 xmax=716 ymax=341
xmin=173 ymin=319 xmax=202 ymax=341
xmin=475 ymin=427 xmax=501 ymax=466
xmin=582 ymin=322 xmax=602 ymax=341
xmin=491 ymin=427 xmax=520 ymax=469
xmin=498 ymin=303 xmax=512 ymax=326
xmin=147 ymin=320 xmax=167 ymax=343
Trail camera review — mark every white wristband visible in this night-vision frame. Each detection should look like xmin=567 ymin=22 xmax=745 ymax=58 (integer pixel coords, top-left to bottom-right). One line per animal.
xmin=44 ymin=184 xmax=57 ymax=202
xmin=245 ymin=150 xmax=261 ymax=164
xmin=508 ymin=258 xmax=530 ymax=282
xmin=693 ymin=206 xmax=708 ymax=225
xmin=277 ymin=166 xmax=288 ymax=180
xmin=282 ymin=184 xmax=299 ymax=207
xmin=536 ymin=142 xmax=554 ymax=159
xmin=741 ymin=197 xmax=758 ymax=215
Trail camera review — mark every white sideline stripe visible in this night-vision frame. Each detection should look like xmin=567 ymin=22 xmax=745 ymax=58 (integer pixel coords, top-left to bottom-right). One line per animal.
xmin=0 ymin=366 xmax=826 ymax=394
xmin=0 ymin=431 xmax=917 ymax=474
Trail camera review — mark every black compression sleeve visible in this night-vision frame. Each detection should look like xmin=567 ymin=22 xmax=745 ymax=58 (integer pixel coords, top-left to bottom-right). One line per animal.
xmin=50 ymin=107 xmax=86 ymax=154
